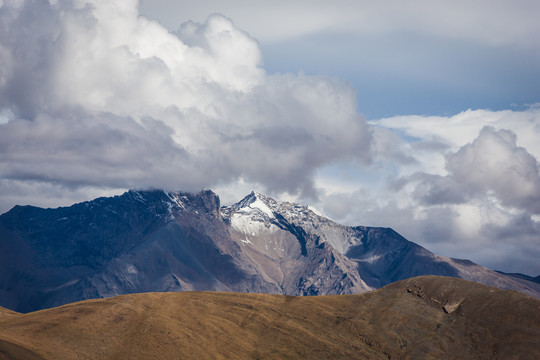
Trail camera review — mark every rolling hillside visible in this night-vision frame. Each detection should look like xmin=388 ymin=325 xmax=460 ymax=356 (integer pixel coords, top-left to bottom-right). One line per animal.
xmin=0 ymin=276 xmax=539 ymax=359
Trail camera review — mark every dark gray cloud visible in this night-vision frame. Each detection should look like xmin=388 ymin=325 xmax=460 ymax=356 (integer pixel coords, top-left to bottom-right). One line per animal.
xmin=0 ymin=110 xmax=204 ymax=190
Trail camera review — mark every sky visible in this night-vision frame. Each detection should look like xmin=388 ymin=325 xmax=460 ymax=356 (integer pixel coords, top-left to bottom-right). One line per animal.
xmin=1 ymin=0 xmax=540 ymax=275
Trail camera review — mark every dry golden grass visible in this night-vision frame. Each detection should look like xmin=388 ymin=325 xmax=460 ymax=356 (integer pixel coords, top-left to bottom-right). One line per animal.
xmin=0 ymin=276 xmax=539 ymax=359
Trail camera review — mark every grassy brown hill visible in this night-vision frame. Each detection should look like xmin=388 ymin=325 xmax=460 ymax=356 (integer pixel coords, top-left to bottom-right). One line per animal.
xmin=0 ymin=276 xmax=539 ymax=360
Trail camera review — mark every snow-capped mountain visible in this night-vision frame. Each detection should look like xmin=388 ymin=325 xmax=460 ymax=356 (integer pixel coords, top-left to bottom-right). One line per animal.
xmin=223 ymin=191 xmax=540 ymax=295
xmin=1 ymin=189 xmax=539 ymax=312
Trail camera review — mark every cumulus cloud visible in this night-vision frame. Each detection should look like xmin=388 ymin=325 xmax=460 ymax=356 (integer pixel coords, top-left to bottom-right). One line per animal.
xmin=317 ymin=113 xmax=540 ymax=275
xmin=446 ymin=127 xmax=540 ymax=213
xmin=0 ymin=0 xmax=371 ymax=211
xmin=383 ymin=125 xmax=540 ymax=214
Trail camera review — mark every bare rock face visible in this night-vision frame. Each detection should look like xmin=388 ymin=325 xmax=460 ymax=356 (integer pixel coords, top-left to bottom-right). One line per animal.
xmin=222 ymin=192 xmax=372 ymax=296
xmin=1 ymin=190 xmax=539 ymax=312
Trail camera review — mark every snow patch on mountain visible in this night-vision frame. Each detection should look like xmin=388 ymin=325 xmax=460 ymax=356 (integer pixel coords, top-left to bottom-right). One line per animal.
xmin=244 ymin=196 xmax=275 ymax=219
xmin=230 ymin=212 xmax=279 ymax=236
xmin=307 ymin=205 xmax=332 ymax=220
xmin=357 ymin=254 xmax=382 ymax=264
xmin=226 ymin=192 xmax=281 ymax=236
xmin=230 ymin=192 xmax=275 ymax=217
xmin=168 ymin=192 xmax=188 ymax=210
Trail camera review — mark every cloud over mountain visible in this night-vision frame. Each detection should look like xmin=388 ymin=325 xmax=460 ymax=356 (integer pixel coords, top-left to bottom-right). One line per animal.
xmin=1 ymin=0 xmax=540 ymax=276
xmin=0 ymin=0 xmax=371 ymax=202
xmin=322 ymin=110 xmax=540 ymax=275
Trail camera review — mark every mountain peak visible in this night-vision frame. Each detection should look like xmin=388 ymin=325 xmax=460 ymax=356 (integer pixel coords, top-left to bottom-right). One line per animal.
xmin=229 ymin=191 xmax=276 ymax=221
xmin=2 ymin=188 xmax=540 ymax=314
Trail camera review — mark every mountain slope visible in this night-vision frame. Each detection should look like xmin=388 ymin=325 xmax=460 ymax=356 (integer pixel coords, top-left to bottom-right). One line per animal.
xmin=496 ymin=271 xmax=540 ymax=284
xmin=1 ymin=189 xmax=539 ymax=312
xmin=0 ymin=276 xmax=538 ymax=360
xmin=223 ymin=191 xmax=540 ymax=297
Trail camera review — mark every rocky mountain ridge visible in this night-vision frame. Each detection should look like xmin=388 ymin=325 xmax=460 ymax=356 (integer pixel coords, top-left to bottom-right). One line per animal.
xmin=1 ymin=189 xmax=539 ymax=312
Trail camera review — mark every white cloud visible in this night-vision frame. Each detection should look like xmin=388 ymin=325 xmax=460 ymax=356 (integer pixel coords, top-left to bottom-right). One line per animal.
xmin=371 ymin=108 xmax=540 ymax=158
xmin=316 ymin=110 xmax=540 ymax=275
xmin=0 ymin=0 xmax=371 ymax=211
xmin=447 ymin=127 xmax=540 ymax=213
xmin=139 ymin=1 xmax=540 ymax=122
